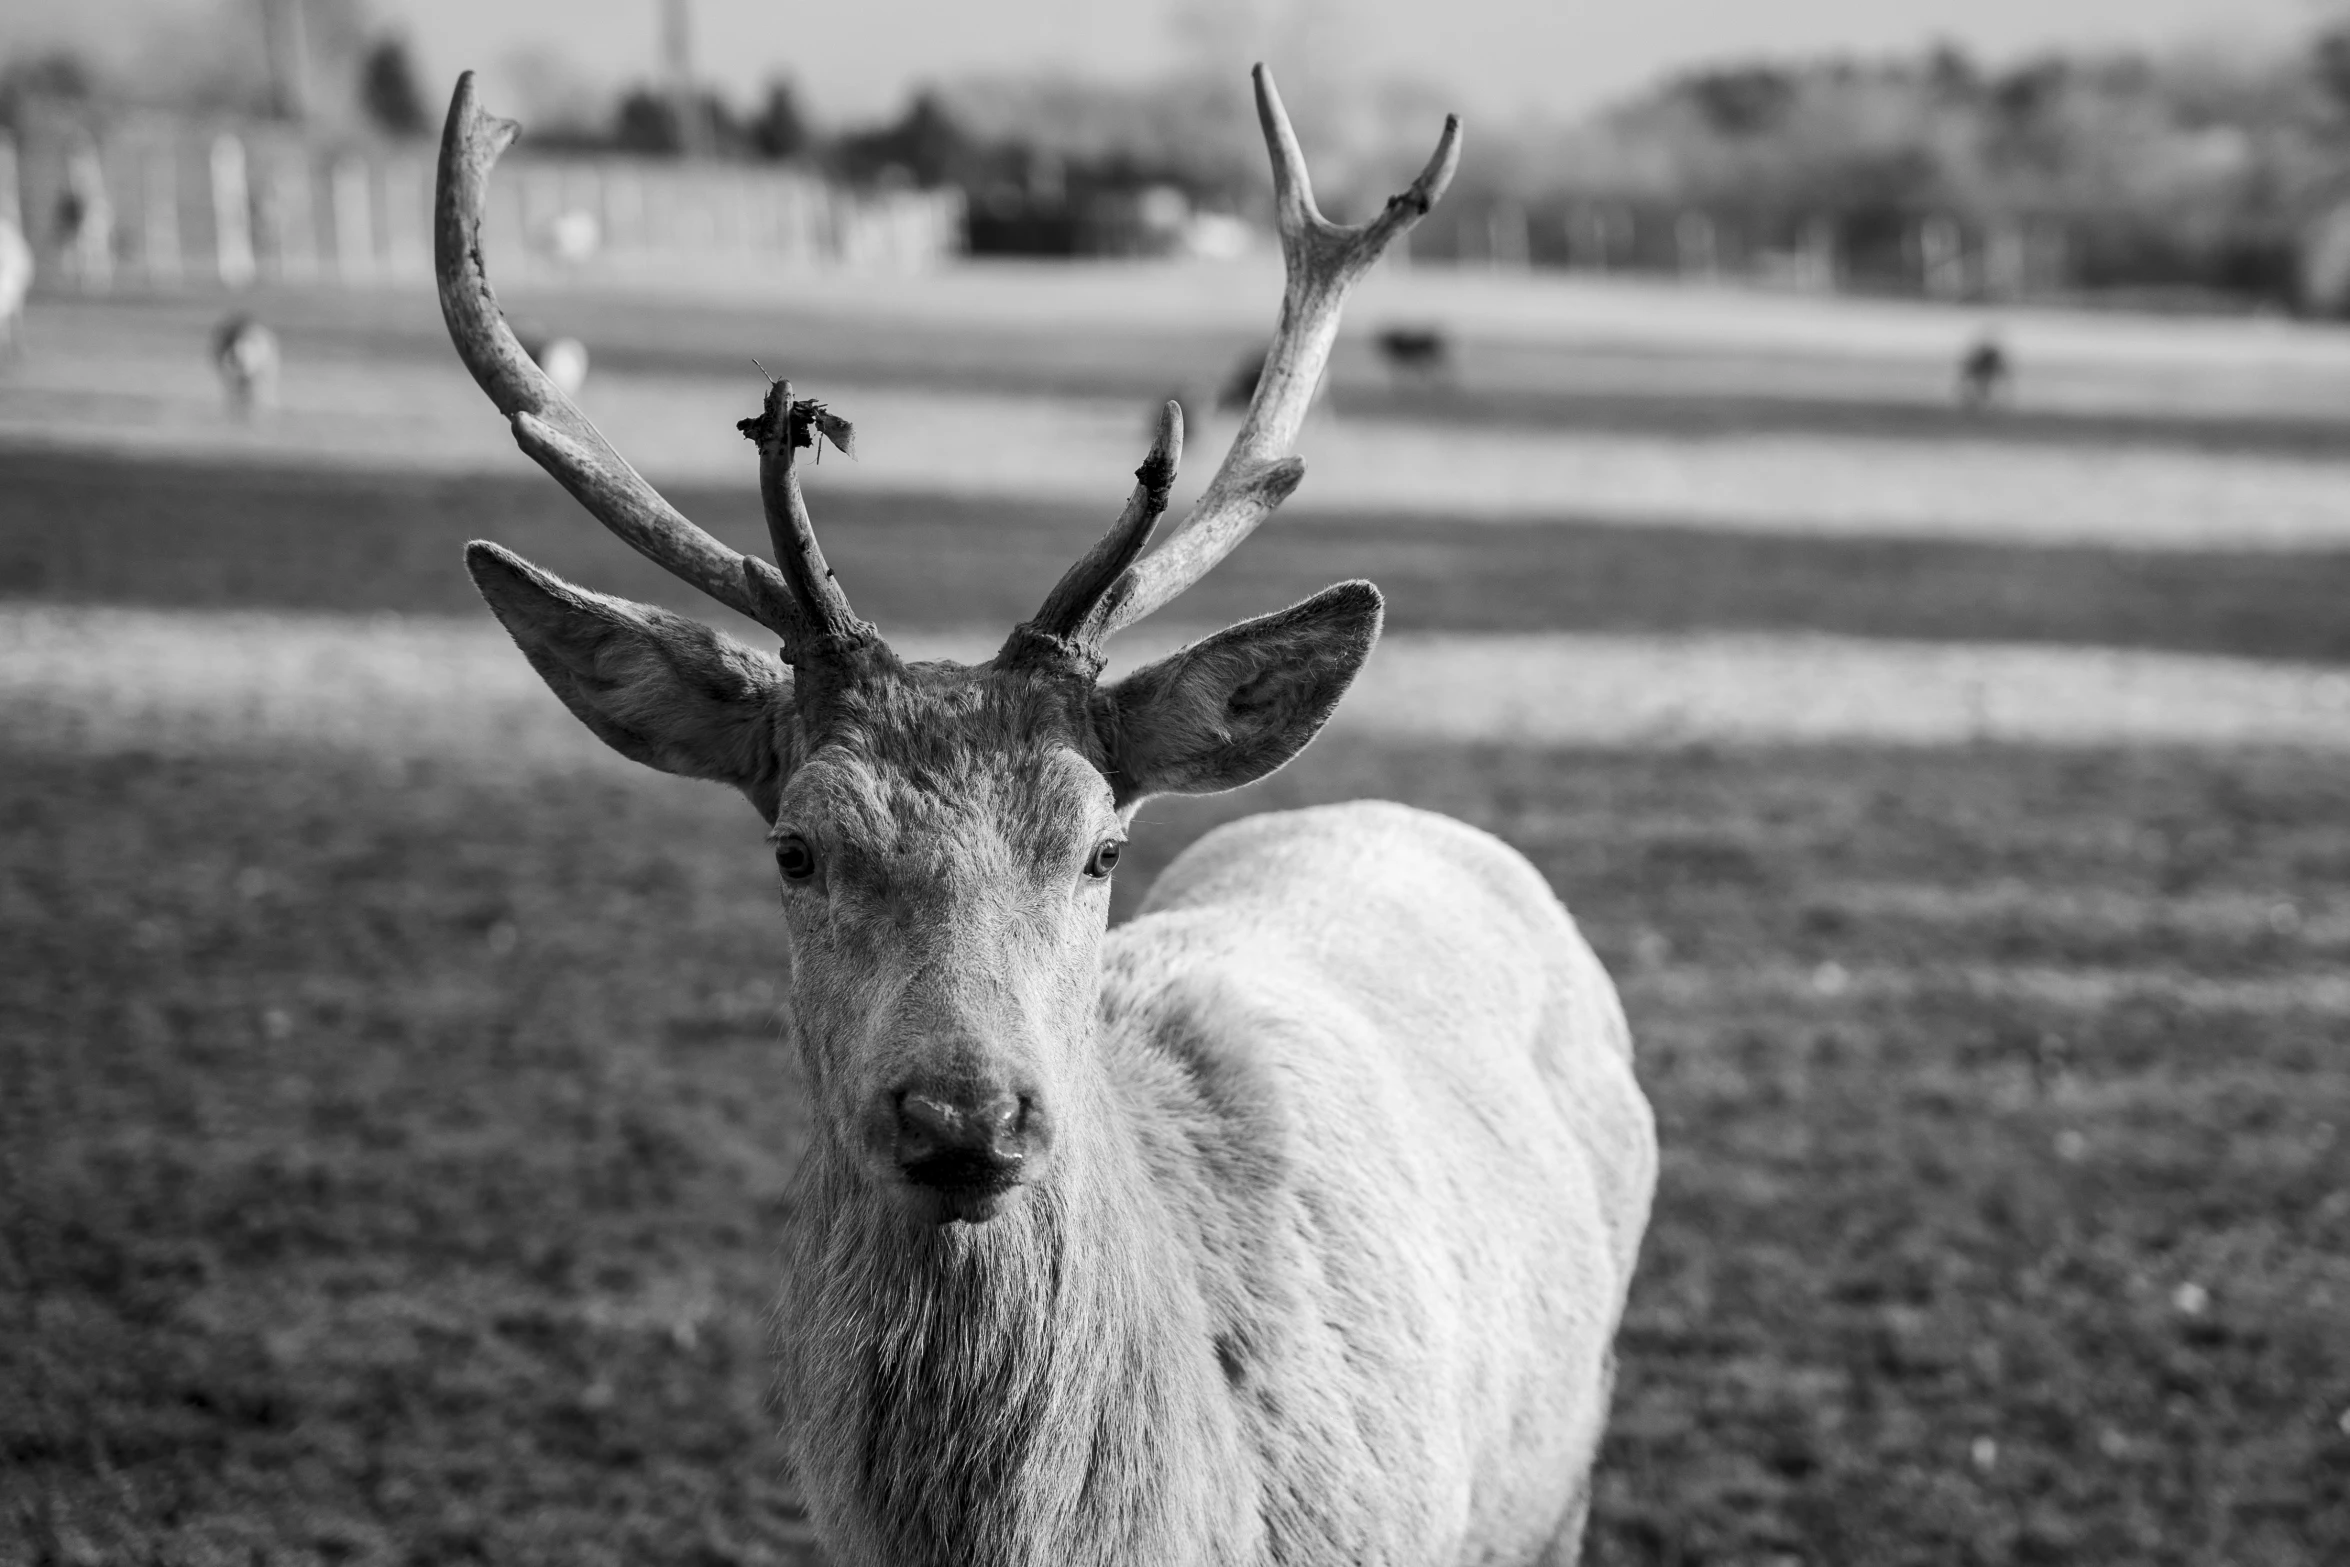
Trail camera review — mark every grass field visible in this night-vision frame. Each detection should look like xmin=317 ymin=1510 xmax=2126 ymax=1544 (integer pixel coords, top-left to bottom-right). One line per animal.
xmin=12 ymin=452 xmax=2350 ymax=664
xmin=7 ymin=720 xmax=2347 ymax=1564
xmin=5 ymin=270 xmax=2350 ymax=1564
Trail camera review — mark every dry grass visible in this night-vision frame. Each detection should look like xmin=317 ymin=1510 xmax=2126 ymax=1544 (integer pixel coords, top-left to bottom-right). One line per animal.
xmin=5 ymin=333 xmax=2349 ymax=1563
xmin=5 ymin=724 xmax=2346 ymax=1565
xmin=11 ymin=603 xmax=2350 ymax=757
xmin=13 ymin=450 xmax=2350 ymax=678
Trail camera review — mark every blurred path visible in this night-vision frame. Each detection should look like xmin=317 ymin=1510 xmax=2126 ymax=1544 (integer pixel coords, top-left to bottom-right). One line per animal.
xmin=9 ymin=605 xmax=2348 ymax=759
xmin=32 ymin=265 xmax=2350 ymax=432
xmin=41 ymin=261 xmax=2350 ymax=390
xmin=12 ymin=323 xmax=2350 ymax=550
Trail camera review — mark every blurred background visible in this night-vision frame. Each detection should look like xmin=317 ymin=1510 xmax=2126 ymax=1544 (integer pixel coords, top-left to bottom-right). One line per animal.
xmin=2 ymin=0 xmax=2348 ymax=1562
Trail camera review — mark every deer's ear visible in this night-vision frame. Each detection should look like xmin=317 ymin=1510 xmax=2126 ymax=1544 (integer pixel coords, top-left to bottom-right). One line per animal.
xmin=1093 ymin=581 xmax=1381 ymax=807
xmin=467 ymin=542 xmax=790 ymax=815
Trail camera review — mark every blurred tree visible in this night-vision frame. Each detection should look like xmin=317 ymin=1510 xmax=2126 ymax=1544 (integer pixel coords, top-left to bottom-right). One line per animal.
xmin=1678 ymin=66 xmax=1796 ymax=137
xmin=613 ymin=86 xmax=746 ymax=157
xmin=749 ymin=79 xmax=810 ymax=160
xmin=359 ymin=36 xmax=429 ymax=136
xmin=2315 ymin=25 xmax=2350 ymax=119
xmin=615 ymin=87 xmax=684 ymax=154
xmin=1990 ymin=58 xmax=2069 ymax=122
xmin=834 ymin=91 xmax=973 ymax=186
xmin=1927 ymin=40 xmax=1980 ymax=100
xmin=0 ymin=51 xmax=95 ymax=132
xmin=0 ymin=0 xmax=382 ymax=125
xmin=1447 ymin=34 xmax=2340 ymax=307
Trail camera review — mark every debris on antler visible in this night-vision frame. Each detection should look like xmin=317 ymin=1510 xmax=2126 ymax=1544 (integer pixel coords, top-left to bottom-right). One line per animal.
xmin=737 ymin=390 xmax=856 ymax=461
xmin=739 ymin=378 xmax=876 ymax=655
xmin=806 ymin=402 xmax=857 ymax=460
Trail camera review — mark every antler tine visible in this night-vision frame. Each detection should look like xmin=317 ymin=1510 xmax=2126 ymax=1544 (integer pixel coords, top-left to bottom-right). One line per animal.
xmin=744 ymin=379 xmax=877 ymax=655
xmin=1102 ymin=64 xmax=1460 ymax=636
xmin=1012 ymin=400 xmax=1182 ymax=658
xmin=434 ymin=73 xmax=786 ymax=639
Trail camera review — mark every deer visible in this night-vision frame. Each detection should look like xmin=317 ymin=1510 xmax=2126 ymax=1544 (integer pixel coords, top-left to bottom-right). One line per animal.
xmin=211 ymin=311 xmax=280 ymax=419
xmin=435 ymin=64 xmax=1656 ymax=1567
xmin=1375 ymin=322 xmax=1454 ymax=389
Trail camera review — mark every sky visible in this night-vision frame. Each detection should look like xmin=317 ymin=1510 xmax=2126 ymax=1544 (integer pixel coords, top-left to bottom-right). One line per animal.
xmin=4 ymin=0 xmax=2339 ymax=124
xmin=379 ymin=0 xmax=2335 ymax=120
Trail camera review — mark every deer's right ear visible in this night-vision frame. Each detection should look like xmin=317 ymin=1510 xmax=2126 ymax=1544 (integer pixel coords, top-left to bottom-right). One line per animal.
xmin=467 ymin=542 xmax=791 ymax=815
xmin=1091 ymin=580 xmax=1381 ymax=808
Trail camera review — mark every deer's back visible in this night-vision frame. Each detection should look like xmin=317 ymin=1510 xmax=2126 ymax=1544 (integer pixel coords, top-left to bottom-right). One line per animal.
xmin=1104 ymin=801 xmax=1656 ymax=1563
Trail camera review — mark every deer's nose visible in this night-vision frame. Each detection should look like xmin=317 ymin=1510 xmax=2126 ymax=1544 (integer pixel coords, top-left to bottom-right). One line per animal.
xmin=888 ymin=1084 xmax=1045 ymax=1203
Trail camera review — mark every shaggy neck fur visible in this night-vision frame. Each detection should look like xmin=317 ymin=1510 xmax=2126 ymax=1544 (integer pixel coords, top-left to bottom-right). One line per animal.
xmin=778 ymin=1040 xmax=1254 ymax=1567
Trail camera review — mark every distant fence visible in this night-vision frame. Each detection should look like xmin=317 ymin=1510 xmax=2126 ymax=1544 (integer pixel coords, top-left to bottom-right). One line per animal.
xmin=1 ymin=108 xmax=965 ymax=293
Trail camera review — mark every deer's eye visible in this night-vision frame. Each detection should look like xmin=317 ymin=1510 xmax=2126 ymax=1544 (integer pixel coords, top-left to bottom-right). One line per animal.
xmin=1083 ymin=838 xmax=1123 ymax=880
xmin=774 ymin=836 xmax=817 ymax=882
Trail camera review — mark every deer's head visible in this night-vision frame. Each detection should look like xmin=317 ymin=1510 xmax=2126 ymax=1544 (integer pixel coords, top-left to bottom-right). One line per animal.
xmin=436 ymin=68 xmax=1456 ymax=1225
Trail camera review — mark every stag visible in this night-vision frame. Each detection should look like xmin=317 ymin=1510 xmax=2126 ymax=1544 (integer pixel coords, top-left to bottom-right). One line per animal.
xmin=436 ymin=66 xmax=1655 ymax=1567
xmin=211 ymin=311 xmax=280 ymax=418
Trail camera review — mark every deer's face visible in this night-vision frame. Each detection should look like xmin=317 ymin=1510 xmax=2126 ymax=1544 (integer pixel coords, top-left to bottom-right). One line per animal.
xmin=467 ymin=553 xmax=1382 ymax=1227
xmin=443 ymin=62 xmax=1453 ymax=1230
xmin=770 ymin=665 xmax=1121 ymax=1226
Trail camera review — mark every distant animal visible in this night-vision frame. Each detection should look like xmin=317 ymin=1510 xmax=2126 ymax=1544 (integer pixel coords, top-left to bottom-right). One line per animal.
xmin=437 ymin=63 xmax=1652 ymax=1567
xmin=1216 ymin=345 xmax=1269 ymax=412
xmin=1375 ymin=323 xmax=1453 ymax=386
xmin=56 ymin=144 xmax=113 ymax=290
xmin=211 ymin=312 xmax=279 ymax=418
xmin=513 ymin=321 xmax=590 ymax=397
xmin=1216 ymin=340 xmax=1331 ymax=417
xmin=0 ymin=217 xmax=31 ymax=358
xmin=1958 ymin=333 xmax=2011 ymax=410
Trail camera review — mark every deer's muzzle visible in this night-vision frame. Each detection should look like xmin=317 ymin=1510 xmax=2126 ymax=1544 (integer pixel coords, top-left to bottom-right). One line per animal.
xmin=885 ymin=1084 xmax=1048 ymax=1224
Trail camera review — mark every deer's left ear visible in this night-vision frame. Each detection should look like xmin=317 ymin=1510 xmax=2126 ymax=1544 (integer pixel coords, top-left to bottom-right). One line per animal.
xmin=468 ymin=541 xmax=792 ymax=817
xmin=1092 ymin=581 xmax=1382 ymax=806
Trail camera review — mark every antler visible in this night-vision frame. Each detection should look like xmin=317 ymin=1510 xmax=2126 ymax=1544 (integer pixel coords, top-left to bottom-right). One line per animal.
xmin=435 ymin=72 xmax=787 ymax=640
xmin=1099 ymin=64 xmax=1459 ymax=634
xmin=740 ymin=379 xmax=877 ymax=655
xmin=1005 ymin=400 xmax=1182 ymax=665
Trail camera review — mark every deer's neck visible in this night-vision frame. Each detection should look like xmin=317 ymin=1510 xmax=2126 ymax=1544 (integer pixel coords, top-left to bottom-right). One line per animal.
xmin=779 ymin=1062 xmax=1254 ymax=1567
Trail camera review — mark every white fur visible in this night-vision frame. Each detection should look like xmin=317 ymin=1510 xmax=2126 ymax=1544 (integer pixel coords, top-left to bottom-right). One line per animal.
xmin=469 ymin=557 xmax=1659 ymax=1566
xmin=777 ymin=800 xmax=1656 ymax=1566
